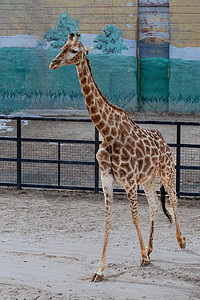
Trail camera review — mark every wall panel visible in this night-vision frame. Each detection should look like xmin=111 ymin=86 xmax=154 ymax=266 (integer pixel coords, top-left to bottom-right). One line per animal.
xmin=0 ymin=0 xmax=138 ymax=39
xmin=170 ymin=0 xmax=200 ymax=47
xmin=0 ymin=0 xmax=199 ymax=114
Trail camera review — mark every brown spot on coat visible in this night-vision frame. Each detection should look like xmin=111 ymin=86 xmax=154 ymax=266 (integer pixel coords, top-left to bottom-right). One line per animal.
xmin=118 ymin=168 xmax=126 ymax=178
xmin=92 ymin=114 xmax=101 ymax=123
xmin=147 ymin=166 xmax=155 ymax=176
xmin=137 ymin=139 xmax=145 ymax=154
xmin=109 ymin=113 xmax=115 ymax=126
xmin=127 ymin=137 xmax=135 ymax=146
xmin=143 ymin=156 xmax=151 ymax=173
xmin=106 ymin=135 xmax=114 ymax=144
xmin=115 ymin=113 xmax=121 ymax=122
xmin=105 ymin=106 xmax=109 ymax=115
xmin=90 ymin=105 xmax=98 ymax=114
xmin=83 ymin=66 xmax=87 ymax=76
xmin=111 ymin=162 xmax=118 ymax=171
xmin=138 ymin=159 xmax=143 ymax=172
xmin=81 ymin=77 xmax=87 ymax=85
xmin=154 ymin=140 xmax=159 ymax=148
xmin=125 ymin=143 xmax=135 ymax=155
xmin=130 ymin=156 xmax=137 ymax=169
xmin=102 ymin=111 xmax=107 ymax=121
xmin=96 ymin=120 xmax=105 ymax=130
xmin=91 ymin=84 xmax=95 ymax=93
xmin=86 ymin=93 xmax=93 ymax=106
xmin=113 ymin=140 xmax=122 ymax=155
xmin=98 ymin=98 xmax=104 ymax=108
xmin=143 ymin=139 xmax=151 ymax=147
xmin=121 ymin=162 xmax=132 ymax=173
xmin=122 ymin=147 xmax=129 ymax=160
xmin=102 ymin=125 xmax=110 ymax=136
xmin=119 ymin=123 xmax=128 ymax=135
xmin=123 ymin=121 xmax=132 ymax=132
xmin=131 ymin=130 xmax=138 ymax=141
xmin=112 ymin=155 xmax=120 ymax=165
xmin=83 ymin=85 xmax=90 ymax=95
xmin=146 ymin=145 xmax=151 ymax=156
xmin=120 ymin=131 xmax=127 ymax=144
xmin=152 ymin=156 xmax=158 ymax=166
xmin=151 ymin=147 xmax=158 ymax=156
xmin=126 ymin=172 xmax=134 ymax=182
xmin=100 ymin=161 xmax=111 ymax=171
xmin=111 ymin=127 xmax=117 ymax=136
xmin=136 ymin=148 xmax=143 ymax=159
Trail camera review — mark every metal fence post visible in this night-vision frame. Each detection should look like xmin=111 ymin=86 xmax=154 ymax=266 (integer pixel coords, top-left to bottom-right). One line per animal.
xmin=17 ymin=117 xmax=21 ymax=190
xmin=176 ymin=124 xmax=181 ymax=198
xmin=94 ymin=127 xmax=99 ymax=193
xmin=58 ymin=142 xmax=61 ymax=186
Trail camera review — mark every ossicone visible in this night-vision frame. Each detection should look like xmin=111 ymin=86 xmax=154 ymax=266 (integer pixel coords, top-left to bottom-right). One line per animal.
xmin=74 ymin=32 xmax=81 ymax=43
xmin=68 ymin=33 xmax=75 ymax=42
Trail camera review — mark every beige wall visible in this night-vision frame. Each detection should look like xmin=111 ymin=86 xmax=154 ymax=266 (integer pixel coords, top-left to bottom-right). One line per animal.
xmin=0 ymin=0 xmax=137 ymax=39
xmin=1 ymin=0 xmax=200 ymax=47
xmin=170 ymin=0 xmax=200 ymax=47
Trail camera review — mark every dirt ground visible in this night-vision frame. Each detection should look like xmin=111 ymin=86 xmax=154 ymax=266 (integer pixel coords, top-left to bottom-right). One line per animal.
xmin=0 ymin=110 xmax=199 ymax=299
xmin=0 ymin=188 xmax=199 ymax=300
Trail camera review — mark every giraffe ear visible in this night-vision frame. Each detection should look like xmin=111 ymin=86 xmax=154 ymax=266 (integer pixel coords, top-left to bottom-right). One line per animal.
xmin=84 ymin=47 xmax=94 ymax=54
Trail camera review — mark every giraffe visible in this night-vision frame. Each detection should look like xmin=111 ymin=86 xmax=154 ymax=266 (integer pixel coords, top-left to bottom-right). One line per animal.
xmin=50 ymin=33 xmax=186 ymax=282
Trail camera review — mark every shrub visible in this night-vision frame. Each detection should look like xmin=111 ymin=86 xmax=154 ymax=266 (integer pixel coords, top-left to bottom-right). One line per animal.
xmin=94 ymin=24 xmax=128 ymax=54
xmin=40 ymin=11 xmax=80 ymax=49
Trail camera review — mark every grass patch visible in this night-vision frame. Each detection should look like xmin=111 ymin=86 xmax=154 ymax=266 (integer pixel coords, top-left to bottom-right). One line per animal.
xmin=0 ymin=88 xmax=137 ymax=113
xmin=169 ymin=94 xmax=200 ymax=113
xmin=0 ymin=48 xmax=137 ymax=113
xmin=139 ymin=95 xmax=169 ymax=111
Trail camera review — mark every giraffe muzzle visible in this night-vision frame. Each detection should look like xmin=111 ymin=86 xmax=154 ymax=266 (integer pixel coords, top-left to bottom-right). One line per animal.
xmin=49 ymin=63 xmax=59 ymax=70
xmin=49 ymin=59 xmax=60 ymax=70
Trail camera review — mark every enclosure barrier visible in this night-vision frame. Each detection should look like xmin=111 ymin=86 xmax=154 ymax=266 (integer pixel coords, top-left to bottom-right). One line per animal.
xmin=0 ymin=116 xmax=199 ymax=198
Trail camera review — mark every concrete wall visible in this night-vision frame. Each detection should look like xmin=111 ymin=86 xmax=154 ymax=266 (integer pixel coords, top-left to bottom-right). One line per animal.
xmin=0 ymin=0 xmax=137 ymax=39
xmin=0 ymin=0 xmax=199 ymax=113
xmin=170 ymin=0 xmax=200 ymax=48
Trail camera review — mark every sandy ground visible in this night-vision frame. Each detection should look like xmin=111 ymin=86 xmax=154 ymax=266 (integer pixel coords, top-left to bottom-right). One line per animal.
xmin=0 ymin=188 xmax=199 ymax=300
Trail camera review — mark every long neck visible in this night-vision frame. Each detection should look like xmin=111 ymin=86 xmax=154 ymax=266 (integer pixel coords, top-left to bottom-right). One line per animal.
xmin=76 ymin=55 xmax=117 ymax=143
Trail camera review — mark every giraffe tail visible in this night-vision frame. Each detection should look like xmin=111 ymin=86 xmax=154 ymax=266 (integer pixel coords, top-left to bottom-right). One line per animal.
xmin=160 ymin=184 xmax=172 ymax=223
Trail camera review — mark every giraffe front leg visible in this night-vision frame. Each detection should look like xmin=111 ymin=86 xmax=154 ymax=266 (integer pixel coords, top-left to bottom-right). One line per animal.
xmin=91 ymin=171 xmax=114 ymax=282
xmin=142 ymin=175 xmax=158 ymax=259
xmin=125 ymin=184 xmax=150 ymax=267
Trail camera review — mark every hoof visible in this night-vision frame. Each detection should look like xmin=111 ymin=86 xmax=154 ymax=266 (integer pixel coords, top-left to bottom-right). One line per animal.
xmin=140 ymin=258 xmax=151 ymax=267
xmin=179 ymin=236 xmax=186 ymax=249
xmin=91 ymin=273 xmax=104 ymax=283
xmin=145 ymin=246 xmax=151 ymax=259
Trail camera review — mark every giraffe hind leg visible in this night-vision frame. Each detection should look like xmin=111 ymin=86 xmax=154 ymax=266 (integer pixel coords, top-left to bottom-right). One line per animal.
xmin=125 ymin=183 xmax=150 ymax=267
xmin=159 ymin=164 xmax=186 ymax=250
xmin=165 ymin=185 xmax=186 ymax=249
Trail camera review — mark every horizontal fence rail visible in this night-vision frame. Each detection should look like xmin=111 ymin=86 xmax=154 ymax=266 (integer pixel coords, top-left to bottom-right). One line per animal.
xmin=0 ymin=115 xmax=199 ymax=198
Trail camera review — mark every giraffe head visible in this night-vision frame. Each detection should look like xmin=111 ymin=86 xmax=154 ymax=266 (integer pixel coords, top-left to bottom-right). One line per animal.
xmin=49 ymin=33 xmax=93 ymax=70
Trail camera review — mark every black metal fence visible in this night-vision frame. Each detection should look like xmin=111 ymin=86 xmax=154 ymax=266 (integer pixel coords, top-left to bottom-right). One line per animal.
xmin=0 ymin=116 xmax=199 ymax=198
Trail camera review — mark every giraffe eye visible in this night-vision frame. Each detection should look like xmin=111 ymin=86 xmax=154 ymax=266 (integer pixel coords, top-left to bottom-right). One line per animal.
xmin=72 ymin=49 xmax=78 ymax=54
